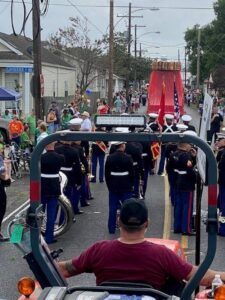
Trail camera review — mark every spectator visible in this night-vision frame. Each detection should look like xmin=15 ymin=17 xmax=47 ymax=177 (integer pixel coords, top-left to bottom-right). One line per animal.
xmin=61 ymin=108 xmax=72 ymax=130
xmin=46 ymin=109 xmax=57 ymax=134
xmin=25 ymin=109 xmax=36 ymax=143
xmin=8 ymin=115 xmax=24 ymax=146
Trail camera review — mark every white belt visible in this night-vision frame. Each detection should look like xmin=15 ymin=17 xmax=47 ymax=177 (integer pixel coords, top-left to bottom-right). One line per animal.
xmin=133 ymin=162 xmax=138 ymax=166
xmin=111 ymin=172 xmax=129 ymax=176
xmin=61 ymin=167 xmax=72 ymax=171
xmin=174 ymin=169 xmax=187 ymax=175
xmin=41 ymin=173 xmax=59 ymax=178
xmin=142 ymin=153 xmax=148 ymax=157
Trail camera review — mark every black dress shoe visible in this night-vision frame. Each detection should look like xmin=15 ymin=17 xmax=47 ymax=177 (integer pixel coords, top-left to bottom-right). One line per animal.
xmin=89 ymin=196 xmax=94 ymax=200
xmin=75 ymin=210 xmax=84 ymax=215
xmin=81 ymin=202 xmax=90 ymax=207
xmin=99 ymin=180 xmax=104 ymax=183
xmin=47 ymin=239 xmax=58 ymax=244
xmin=182 ymin=231 xmax=196 ymax=236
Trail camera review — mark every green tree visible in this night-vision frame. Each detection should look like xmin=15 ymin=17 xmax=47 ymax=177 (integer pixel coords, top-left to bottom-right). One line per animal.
xmin=49 ymin=17 xmax=104 ymax=93
xmin=185 ymin=0 xmax=225 ymax=89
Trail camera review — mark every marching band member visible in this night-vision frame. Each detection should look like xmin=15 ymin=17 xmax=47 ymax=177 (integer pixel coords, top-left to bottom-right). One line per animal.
xmin=69 ymin=118 xmax=92 ymax=207
xmin=170 ymin=131 xmax=197 ymax=235
xmin=41 ymin=142 xmax=65 ymax=244
xmin=147 ymin=113 xmax=161 ymax=175
xmin=55 ymin=138 xmax=83 ymax=216
xmin=158 ymin=114 xmax=177 ymax=175
xmin=140 ymin=139 xmax=152 ymax=198
xmin=216 ymin=132 xmax=225 ymax=236
xmin=166 ymin=124 xmax=188 ymax=206
xmin=91 ymin=127 xmax=108 ymax=183
xmin=105 ymin=141 xmax=134 ymax=234
xmin=181 ymin=114 xmax=196 ymax=132
xmin=125 ymin=141 xmax=144 ymax=199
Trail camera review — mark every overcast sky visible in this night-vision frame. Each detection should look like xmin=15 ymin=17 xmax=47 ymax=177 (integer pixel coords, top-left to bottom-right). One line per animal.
xmin=0 ymin=0 xmax=216 ymax=62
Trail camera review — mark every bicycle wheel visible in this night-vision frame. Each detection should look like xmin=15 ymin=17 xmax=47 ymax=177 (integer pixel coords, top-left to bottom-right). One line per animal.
xmin=41 ymin=194 xmax=73 ymax=238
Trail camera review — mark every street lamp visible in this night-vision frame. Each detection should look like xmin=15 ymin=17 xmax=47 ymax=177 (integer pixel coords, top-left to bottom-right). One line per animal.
xmin=137 ymin=31 xmax=160 ymax=39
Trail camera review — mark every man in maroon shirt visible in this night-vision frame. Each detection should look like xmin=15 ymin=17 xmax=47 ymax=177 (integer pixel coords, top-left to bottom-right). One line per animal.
xmin=58 ymin=199 xmax=225 ymax=291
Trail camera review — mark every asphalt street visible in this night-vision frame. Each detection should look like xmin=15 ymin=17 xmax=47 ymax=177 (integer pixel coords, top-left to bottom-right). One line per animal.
xmin=0 ymin=105 xmax=225 ymax=300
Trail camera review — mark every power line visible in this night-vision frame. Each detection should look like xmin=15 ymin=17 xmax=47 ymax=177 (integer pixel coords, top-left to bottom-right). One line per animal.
xmin=66 ymin=0 xmax=105 ymax=35
xmin=0 ymin=1 xmax=215 ymax=10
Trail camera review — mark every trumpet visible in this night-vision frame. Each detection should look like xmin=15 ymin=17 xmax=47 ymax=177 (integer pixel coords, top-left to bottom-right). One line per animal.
xmin=139 ymin=180 xmax=144 ymax=200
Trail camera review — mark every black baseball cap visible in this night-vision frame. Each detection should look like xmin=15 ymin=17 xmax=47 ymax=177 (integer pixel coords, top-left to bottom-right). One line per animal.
xmin=120 ymin=198 xmax=148 ymax=227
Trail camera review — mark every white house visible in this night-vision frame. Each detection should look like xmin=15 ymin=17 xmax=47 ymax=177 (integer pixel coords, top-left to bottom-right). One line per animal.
xmin=0 ymin=33 xmax=76 ymax=116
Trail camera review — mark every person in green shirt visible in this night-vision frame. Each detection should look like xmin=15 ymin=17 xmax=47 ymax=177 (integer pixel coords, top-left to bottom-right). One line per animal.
xmin=34 ymin=119 xmax=43 ymax=145
xmin=25 ymin=109 xmax=36 ymax=142
xmin=20 ymin=125 xmax=31 ymax=154
xmin=60 ymin=108 xmax=71 ymax=130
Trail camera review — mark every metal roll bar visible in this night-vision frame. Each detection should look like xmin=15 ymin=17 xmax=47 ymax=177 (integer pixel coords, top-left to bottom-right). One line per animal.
xmin=28 ymin=131 xmax=218 ymax=299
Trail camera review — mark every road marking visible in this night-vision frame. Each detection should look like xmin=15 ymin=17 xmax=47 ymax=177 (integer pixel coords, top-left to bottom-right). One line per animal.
xmin=2 ymin=200 xmax=30 ymax=223
xmin=163 ymin=175 xmax=172 ymax=239
xmin=181 ymin=235 xmax=189 ymax=249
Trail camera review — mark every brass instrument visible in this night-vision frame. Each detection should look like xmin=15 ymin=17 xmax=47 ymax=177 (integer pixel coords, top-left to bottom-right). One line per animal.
xmin=87 ymin=145 xmax=95 ymax=181
xmin=139 ymin=180 xmax=144 ymax=200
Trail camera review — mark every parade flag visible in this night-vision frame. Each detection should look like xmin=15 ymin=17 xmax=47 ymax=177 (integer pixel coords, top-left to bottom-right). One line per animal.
xmin=158 ymin=81 xmax=166 ymax=126
xmin=173 ymin=81 xmax=180 ymax=123
xmin=151 ymin=142 xmax=160 ymax=160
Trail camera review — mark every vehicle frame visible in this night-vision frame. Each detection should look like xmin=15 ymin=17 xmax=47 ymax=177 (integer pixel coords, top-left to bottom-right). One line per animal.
xmin=24 ymin=129 xmax=218 ymax=299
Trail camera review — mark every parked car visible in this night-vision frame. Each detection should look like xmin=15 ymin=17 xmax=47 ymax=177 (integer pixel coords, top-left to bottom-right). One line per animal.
xmin=0 ymin=117 xmax=10 ymax=143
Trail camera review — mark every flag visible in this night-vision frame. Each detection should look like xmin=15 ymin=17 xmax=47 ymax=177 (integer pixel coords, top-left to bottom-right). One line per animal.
xmin=151 ymin=142 xmax=160 ymax=160
xmin=158 ymin=81 xmax=166 ymax=126
xmin=173 ymin=81 xmax=180 ymax=123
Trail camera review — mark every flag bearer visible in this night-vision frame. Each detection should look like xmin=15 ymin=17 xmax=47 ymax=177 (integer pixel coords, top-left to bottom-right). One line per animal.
xmin=105 ymin=141 xmax=134 ymax=234
xmin=158 ymin=114 xmax=177 ymax=175
xmin=181 ymin=114 xmax=196 ymax=132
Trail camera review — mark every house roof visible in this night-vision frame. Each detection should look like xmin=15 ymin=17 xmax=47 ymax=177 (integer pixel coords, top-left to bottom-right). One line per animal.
xmin=0 ymin=32 xmax=74 ymax=68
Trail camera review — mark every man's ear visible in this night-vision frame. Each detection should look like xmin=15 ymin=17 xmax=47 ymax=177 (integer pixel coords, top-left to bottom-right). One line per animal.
xmin=146 ymin=219 xmax=150 ymax=228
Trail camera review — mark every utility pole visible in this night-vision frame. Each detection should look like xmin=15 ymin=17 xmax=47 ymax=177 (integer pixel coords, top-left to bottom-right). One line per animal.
xmin=117 ymin=3 xmax=143 ymax=97
xmin=133 ymin=24 xmax=145 ymax=90
xmin=139 ymin=43 xmax=142 ymax=57
xmin=32 ymin=0 xmax=43 ymax=120
xmin=184 ymin=46 xmax=187 ymax=88
xmin=196 ymin=27 xmax=201 ymax=92
xmin=108 ymin=0 xmax=114 ymax=108
xmin=126 ymin=2 xmax=132 ymax=97
xmin=196 ymin=27 xmax=201 ymax=107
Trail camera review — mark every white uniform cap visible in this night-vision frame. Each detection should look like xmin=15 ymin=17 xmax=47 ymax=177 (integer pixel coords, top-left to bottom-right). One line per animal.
xmin=181 ymin=114 xmax=192 ymax=122
xmin=148 ymin=113 xmax=158 ymax=118
xmin=69 ymin=118 xmax=83 ymax=125
xmin=121 ymin=113 xmax=129 ymax=116
xmin=111 ymin=141 xmax=126 ymax=146
xmin=183 ymin=130 xmax=198 ymax=137
xmin=176 ymin=124 xmax=188 ymax=131
xmin=165 ymin=114 xmax=174 ymax=120
xmin=216 ymin=132 xmax=225 ymax=140
xmin=115 ymin=127 xmax=130 ymax=133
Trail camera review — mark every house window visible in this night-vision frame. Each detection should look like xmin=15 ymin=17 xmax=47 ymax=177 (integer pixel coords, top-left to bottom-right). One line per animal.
xmin=65 ymin=80 xmax=68 ymax=97
xmin=53 ymin=80 xmax=56 ymax=97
